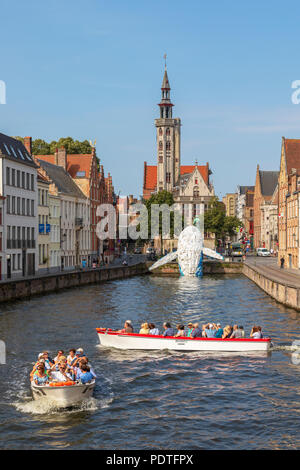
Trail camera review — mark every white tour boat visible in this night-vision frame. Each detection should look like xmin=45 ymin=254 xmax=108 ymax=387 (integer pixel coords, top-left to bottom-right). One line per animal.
xmin=96 ymin=328 xmax=271 ymax=352
xmin=31 ymin=379 xmax=96 ymax=407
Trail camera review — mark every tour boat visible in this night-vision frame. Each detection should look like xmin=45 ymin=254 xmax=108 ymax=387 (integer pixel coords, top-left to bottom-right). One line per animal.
xmin=96 ymin=328 xmax=271 ymax=352
xmin=31 ymin=379 xmax=96 ymax=407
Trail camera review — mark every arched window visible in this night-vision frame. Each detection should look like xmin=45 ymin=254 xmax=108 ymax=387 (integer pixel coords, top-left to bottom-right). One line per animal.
xmin=166 ymin=128 xmax=170 ymax=136
xmin=193 ymin=186 xmax=199 ymax=198
xmin=165 ymin=107 xmax=169 ymax=118
xmin=159 ymin=128 xmax=163 ymax=136
xmin=159 ymin=141 xmax=163 ymax=150
xmin=166 ymin=141 xmax=171 ymax=150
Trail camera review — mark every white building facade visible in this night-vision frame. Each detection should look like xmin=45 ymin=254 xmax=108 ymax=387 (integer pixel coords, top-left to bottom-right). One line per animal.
xmin=0 ymin=133 xmax=38 ymax=279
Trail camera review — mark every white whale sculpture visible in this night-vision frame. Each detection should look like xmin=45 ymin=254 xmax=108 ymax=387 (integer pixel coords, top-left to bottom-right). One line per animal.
xmin=148 ymin=224 xmax=224 ymax=277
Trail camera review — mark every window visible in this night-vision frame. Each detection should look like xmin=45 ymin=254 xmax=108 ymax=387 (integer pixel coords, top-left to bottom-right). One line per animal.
xmin=166 ymin=172 xmax=171 ymax=183
xmin=22 ymin=172 xmax=25 ymax=188
xmin=6 ymin=167 xmax=10 ymax=185
xmin=22 ymin=198 xmax=25 ymax=215
xmin=26 ymin=173 xmax=30 ymax=190
xmin=159 ymin=141 xmax=163 ymax=150
xmin=17 ymin=170 xmax=20 ymax=187
xmin=6 ymin=195 xmax=10 ymax=214
xmin=12 ymin=196 xmax=16 ymax=214
xmin=193 ymin=187 xmax=200 ymax=198
xmin=166 ymin=128 xmax=170 ymax=136
xmin=159 ymin=128 xmax=163 ymax=136
xmin=17 ymin=197 xmax=20 ymax=215
xmin=12 ymin=169 xmax=15 ymax=186
xmin=31 ymin=174 xmax=34 ymax=190
xmin=166 ymin=141 xmax=171 ymax=150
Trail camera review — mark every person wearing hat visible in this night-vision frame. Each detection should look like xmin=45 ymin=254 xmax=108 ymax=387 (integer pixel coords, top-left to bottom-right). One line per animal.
xmin=187 ymin=322 xmax=194 ymax=337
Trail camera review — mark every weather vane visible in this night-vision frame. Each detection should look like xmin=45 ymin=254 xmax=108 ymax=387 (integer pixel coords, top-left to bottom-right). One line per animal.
xmin=163 ymin=53 xmax=167 ymax=70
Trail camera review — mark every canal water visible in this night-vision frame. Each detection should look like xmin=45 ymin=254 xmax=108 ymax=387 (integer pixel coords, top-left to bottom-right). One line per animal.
xmin=0 ymin=274 xmax=299 ymax=450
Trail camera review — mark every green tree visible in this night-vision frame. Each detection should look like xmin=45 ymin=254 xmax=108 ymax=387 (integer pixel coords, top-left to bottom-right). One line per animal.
xmin=32 ymin=139 xmax=51 ymax=155
xmin=137 ymin=191 xmax=179 ymax=254
xmin=205 ymin=196 xmax=242 ymax=244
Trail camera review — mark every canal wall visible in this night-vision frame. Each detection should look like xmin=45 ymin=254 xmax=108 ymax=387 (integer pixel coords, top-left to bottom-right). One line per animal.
xmin=0 ymin=263 xmax=149 ymax=304
xmin=243 ymin=263 xmax=300 ymax=310
xmin=150 ymin=261 xmax=244 ymax=276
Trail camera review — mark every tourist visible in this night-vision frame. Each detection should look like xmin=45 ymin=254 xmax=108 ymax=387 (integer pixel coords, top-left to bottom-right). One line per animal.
xmin=214 ymin=323 xmax=223 ymax=338
xmin=30 ymin=356 xmax=45 ymax=380
xmin=203 ymin=323 xmax=216 ymax=338
xmin=139 ymin=322 xmax=150 ymax=334
xmin=239 ymin=326 xmax=245 ymax=338
xmin=162 ymin=322 xmax=175 ymax=337
xmin=51 ymin=355 xmax=67 ymax=371
xmin=54 ymin=350 xmax=64 ymax=363
xmin=117 ymin=320 xmax=134 ymax=334
xmin=230 ymin=324 xmax=244 ymax=339
xmin=33 ymin=363 xmax=50 ymax=385
xmin=222 ymin=325 xmax=233 ymax=339
xmin=250 ymin=326 xmax=262 ymax=339
xmin=51 ymin=362 xmax=73 ymax=382
xmin=187 ymin=322 xmax=194 ymax=337
xmin=78 ymin=364 xmax=94 ymax=384
xmin=67 ymin=348 xmax=77 ymax=366
xmin=42 ymin=351 xmax=53 ymax=370
xmin=280 ymin=257 xmax=284 ymax=269
xmin=149 ymin=323 xmax=160 ymax=335
xmin=175 ymin=324 xmax=185 ymax=337
xmin=191 ymin=322 xmax=202 ymax=338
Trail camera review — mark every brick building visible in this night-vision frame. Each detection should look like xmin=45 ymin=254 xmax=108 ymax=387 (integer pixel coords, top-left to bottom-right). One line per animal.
xmin=24 ymin=138 xmax=114 ymax=264
xmin=254 ymin=165 xmax=279 ymax=249
xmin=278 ymin=138 xmax=300 ymax=269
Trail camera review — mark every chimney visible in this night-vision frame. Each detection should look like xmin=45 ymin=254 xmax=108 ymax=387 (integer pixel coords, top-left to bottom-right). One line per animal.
xmin=56 ymin=146 xmax=67 ymax=170
xmin=24 ymin=136 xmax=32 ymax=155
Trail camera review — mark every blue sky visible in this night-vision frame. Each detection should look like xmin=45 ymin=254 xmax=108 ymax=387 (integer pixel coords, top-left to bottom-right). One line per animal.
xmin=1 ymin=0 xmax=300 ymax=199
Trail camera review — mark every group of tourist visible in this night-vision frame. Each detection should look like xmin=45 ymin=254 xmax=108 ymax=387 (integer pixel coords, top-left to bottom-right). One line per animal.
xmin=116 ymin=320 xmax=264 ymax=339
xmin=30 ymin=348 xmax=96 ymax=386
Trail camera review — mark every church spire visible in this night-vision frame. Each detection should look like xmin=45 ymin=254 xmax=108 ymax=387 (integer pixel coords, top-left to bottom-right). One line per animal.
xmin=159 ymin=56 xmax=173 ymax=118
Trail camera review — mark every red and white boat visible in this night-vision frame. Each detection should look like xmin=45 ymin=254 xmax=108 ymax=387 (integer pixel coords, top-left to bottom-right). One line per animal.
xmin=96 ymin=328 xmax=272 ymax=352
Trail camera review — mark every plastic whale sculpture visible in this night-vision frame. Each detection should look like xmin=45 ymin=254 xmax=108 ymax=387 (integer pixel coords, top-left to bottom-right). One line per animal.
xmin=148 ymin=224 xmax=224 ymax=277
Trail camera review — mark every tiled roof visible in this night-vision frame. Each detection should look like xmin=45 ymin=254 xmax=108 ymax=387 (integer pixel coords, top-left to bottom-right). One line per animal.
xmin=144 ymin=164 xmax=209 ymax=191
xmin=284 ymin=138 xmax=300 ymax=174
xmin=37 ymin=159 xmax=86 ymax=199
xmin=35 ymin=154 xmax=93 ymax=179
xmin=259 ymin=171 xmax=279 ymax=197
xmin=0 ymin=133 xmax=36 ymax=167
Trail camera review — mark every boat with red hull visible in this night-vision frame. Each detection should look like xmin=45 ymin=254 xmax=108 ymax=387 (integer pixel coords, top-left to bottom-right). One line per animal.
xmin=96 ymin=328 xmax=271 ymax=352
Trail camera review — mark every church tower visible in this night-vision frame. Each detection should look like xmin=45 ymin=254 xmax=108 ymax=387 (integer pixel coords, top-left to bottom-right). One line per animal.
xmin=155 ymin=62 xmax=181 ymax=192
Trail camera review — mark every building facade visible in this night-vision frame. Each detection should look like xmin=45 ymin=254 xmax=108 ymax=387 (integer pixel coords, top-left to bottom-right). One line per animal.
xmin=37 ymin=172 xmax=50 ymax=273
xmin=49 ymin=193 xmax=61 ymax=271
xmin=254 ymin=165 xmax=279 ymax=249
xmin=0 ymin=133 xmax=38 ymax=279
xmin=278 ymin=138 xmax=300 ymax=268
xmin=36 ymin=158 xmax=90 ymax=270
xmin=222 ymin=193 xmax=237 ymax=217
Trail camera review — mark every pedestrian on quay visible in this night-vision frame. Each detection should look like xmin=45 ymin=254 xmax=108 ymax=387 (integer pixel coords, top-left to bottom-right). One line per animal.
xmin=280 ymin=257 xmax=285 ymax=269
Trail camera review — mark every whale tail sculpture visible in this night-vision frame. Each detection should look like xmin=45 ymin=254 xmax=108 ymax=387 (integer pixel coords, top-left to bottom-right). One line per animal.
xmin=148 ymin=224 xmax=224 ymax=277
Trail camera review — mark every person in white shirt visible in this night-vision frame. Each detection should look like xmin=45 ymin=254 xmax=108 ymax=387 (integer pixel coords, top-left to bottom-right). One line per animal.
xmin=51 ymin=362 xmax=73 ymax=382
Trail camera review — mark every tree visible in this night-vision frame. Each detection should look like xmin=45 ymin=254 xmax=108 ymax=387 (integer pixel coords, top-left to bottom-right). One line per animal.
xmin=32 ymin=139 xmax=51 ymax=155
xmin=205 ymin=196 xmax=242 ymax=244
xmin=137 ymin=191 xmax=179 ymax=254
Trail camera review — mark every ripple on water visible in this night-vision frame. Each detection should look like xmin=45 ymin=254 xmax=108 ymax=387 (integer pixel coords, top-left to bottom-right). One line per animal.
xmin=0 ymin=275 xmax=300 ymax=449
